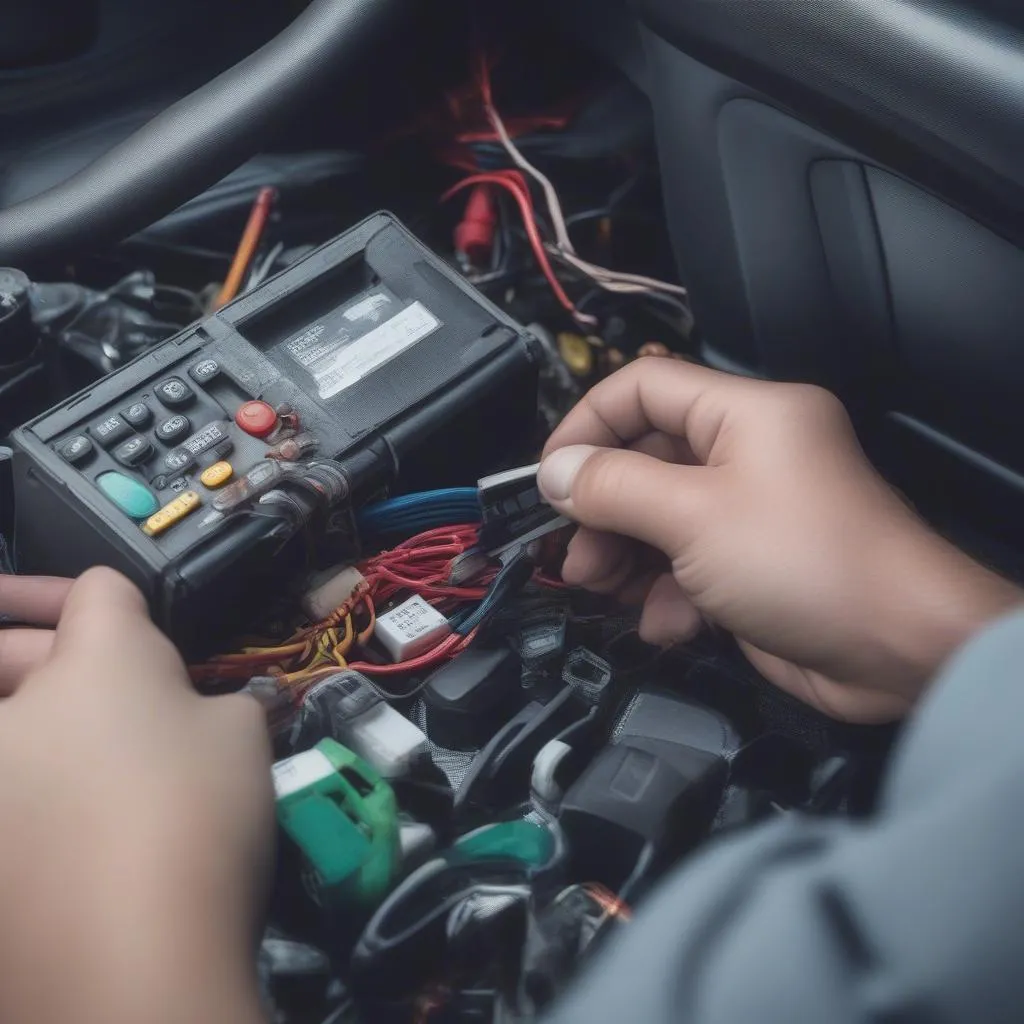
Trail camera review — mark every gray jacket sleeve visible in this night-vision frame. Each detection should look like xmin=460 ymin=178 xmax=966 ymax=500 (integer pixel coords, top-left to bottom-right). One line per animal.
xmin=545 ymin=611 xmax=1024 ymax=1024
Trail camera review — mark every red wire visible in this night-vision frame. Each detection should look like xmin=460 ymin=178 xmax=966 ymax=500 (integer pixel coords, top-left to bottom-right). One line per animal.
xmin=441 ymin=172 xmax=580 ymax=318
xmin=346 ymin=630 xmax=476 ymax=677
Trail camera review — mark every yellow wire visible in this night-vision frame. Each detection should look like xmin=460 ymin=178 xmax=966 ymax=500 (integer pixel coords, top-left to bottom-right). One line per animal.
xmin=223 ymin=641 xmax=307 ymax=661
xmin=335 ymin=615 xmax=355 ymax=659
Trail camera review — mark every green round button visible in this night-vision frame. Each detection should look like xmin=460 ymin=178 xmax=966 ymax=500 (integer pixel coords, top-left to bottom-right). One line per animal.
xmin=97 ymin=472 xmax=160 ymax=521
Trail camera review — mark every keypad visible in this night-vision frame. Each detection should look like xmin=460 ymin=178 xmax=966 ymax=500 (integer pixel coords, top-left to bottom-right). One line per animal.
xmin=155 ymin=377 xmax=195 ymax=409
xmin=59 ymin=349 xmax=275 ymax=539
xmin=113 ymin=435 xmax=154 ymax=468
xmin=89 ymin=413 xmax=132 ymax=448
xmin=156 ymin=415 xmax=191 ymax=444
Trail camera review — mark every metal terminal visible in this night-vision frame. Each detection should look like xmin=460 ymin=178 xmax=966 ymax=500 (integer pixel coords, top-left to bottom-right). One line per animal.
xmin=283 ymin=460 xmax=350 ymax=507
xmin=211 ymin=459 xmax=285 ymax=513
xmin=265 ymin=432 xmax=319 ymax=462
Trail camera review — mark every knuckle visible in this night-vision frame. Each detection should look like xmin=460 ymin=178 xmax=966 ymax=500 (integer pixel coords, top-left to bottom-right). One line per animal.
xmin=776 ymin=382 xmax=846 ymax=421
xmin=605 ymin=355 xmax=659 ymax=391
xmin=77 ymin=565 xmax=138 ymax=598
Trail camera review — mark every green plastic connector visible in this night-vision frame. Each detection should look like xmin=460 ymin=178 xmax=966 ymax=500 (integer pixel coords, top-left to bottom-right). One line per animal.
xmin=453 ymin=820 xmax=556 ymax=868
xmin=274 ymin=739 xmax=400 ymax=910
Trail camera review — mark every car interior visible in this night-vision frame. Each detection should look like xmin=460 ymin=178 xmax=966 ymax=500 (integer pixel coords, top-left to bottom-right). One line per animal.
xmin=1 ymin=0 xmax=1022 ymax=1020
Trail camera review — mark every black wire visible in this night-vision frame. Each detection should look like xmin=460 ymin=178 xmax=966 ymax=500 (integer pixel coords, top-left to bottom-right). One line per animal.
xmin=565 ymin=173 xmax=643 ymax=230
xmin=456 ymin=552 xmax=536 ymax=636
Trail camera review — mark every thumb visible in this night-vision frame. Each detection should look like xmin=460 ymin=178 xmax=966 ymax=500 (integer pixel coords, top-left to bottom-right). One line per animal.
xmin=538 ymin=444 xmax=709 ymax=557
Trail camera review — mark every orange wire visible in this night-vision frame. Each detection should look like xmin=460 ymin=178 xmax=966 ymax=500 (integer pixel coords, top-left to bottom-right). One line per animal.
xmin=583 ymin=883 xmax=632 ymax=922
xmin=213 ymin=186 xmax=276 ymax=309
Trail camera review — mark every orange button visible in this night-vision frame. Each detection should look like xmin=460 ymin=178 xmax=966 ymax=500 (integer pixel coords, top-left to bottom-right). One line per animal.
xmin=235 ymin=400 xmax=278 ymax=438
xmin=200 ymin=461 xmax=233 ymax=489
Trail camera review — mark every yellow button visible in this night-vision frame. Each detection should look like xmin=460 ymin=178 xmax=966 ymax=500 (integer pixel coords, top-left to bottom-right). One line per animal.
xmin=142 ymin=490 xmax=201 ymax=537
xmin=200 ymin=461 xmax=234 ymax=489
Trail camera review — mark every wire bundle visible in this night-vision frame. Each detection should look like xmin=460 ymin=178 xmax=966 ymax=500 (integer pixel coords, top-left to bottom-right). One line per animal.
xmin=357 ymin=488 xmax=482 ymax=537
xmin=192 ymin=524 xmax=503 ymax=696
xmin=440 ymin=51 xmax=688 ymax=329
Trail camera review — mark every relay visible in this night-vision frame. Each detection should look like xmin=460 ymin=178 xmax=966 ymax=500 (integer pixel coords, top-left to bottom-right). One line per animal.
xmin=9 ymin=214 xmax=540 ymax=654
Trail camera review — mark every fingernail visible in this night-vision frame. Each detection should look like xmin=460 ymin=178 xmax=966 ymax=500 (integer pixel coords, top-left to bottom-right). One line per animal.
xmin=538 ymin=445 xmax=599 ymax=503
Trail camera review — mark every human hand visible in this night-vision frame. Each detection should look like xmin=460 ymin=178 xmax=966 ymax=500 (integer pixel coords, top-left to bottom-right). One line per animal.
xmin=0 ymin=567 xmax=272 ymax=1024
xmin=539 ymin=361 xmax=1022 ymax=723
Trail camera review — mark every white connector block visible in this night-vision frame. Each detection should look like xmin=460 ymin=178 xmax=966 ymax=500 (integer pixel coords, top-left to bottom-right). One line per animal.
xmin=375 ymin=595 xmax=452 ymax=662
xmin=301 ymin=565 xmax=366 ymax=621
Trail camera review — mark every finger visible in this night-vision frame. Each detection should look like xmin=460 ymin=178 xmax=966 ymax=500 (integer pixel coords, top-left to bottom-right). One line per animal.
xmin=558 ymin=430 xmax=697 ymax=593
xmin=739 ymin=643 xmax=912 ymax=724
xmin=617 ymin=568 xmax=664 ymax=608
xmin=0 ymin=629 xmax=56 ymax=695
xmin=53 ymin=567 xmax=188 ymax=687
xmin=539 ymin=445 xmax=711 ymax=556
xmin=562 ymin=528 xmax=637 ymax=593
xmin=0 ymin=575 xmax=72 ymax=626
xmin=630 ymin=430 xmax=699 ymax=467
xmin=542 ymin=360 xmax=752 ymax=464
xmin=638 ymin=573 xmax=702 ymax=647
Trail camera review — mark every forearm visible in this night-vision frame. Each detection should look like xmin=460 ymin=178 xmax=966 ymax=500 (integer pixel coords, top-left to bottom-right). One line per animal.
xmin=546 ymin=611 xmax=1024 ymax=1024
xmin=871 ymin=519 xmax=1023 ymax=701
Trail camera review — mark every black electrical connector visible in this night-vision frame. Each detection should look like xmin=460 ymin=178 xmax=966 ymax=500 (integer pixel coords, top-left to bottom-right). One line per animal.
xmin=424 ymin=646 xmax=526 ymax=751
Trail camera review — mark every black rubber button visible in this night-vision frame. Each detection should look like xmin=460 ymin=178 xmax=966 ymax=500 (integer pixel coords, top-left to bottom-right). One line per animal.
xmin=113 ymin=435 xmax=154 ymax=468
xmin=59 ymin=434 xmax=94 ymax=465
xmin=155 ymin=377 xmax=195 ymax=409
xmin=122 ymin=402 xmax=153 ymax=429
xmin=156 ymin=414 xmax=191 ymax=444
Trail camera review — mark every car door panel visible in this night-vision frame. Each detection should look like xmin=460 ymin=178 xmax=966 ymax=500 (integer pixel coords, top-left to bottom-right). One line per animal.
xmin=626 ymin=7 xmax=1024 ymax=549
xmin=631 ymin=0 xmax=1024 ymax=239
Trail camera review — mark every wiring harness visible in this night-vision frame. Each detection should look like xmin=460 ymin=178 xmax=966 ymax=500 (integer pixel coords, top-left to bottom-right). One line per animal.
xmin=356 ymin=488 xmax=482 ymax=537
xmin=439 ymin=51 xmax=688 ymax=330
xmin=193 ymin=519 xmax=558 ymax=698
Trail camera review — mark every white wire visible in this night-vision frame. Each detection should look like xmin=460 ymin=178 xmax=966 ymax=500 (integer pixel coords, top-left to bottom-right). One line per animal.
xmin=485 ymin=102 xmax=577 ymax=255
xmin=246 ymin=241 xmax=285 ymax=293
xmin=547 ymin=246 xmax=689 ymax=297
xmin=485 ymin=100 xmax=689 ymax=304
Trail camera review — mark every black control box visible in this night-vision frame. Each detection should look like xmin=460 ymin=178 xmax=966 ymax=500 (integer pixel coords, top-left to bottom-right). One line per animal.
xmin=11 ymin=214 xmax=540 ymax=655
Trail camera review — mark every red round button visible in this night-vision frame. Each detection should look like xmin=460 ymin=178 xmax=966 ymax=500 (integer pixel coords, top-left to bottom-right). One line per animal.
xmin=234 ymin=400 xmax=278 ymax=438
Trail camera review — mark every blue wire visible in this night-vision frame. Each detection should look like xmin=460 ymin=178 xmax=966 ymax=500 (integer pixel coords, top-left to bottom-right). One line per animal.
xmin=357 ymin=488 xmax=482 ymax=536
xmin=361 ymin=489 xmax=480 ymax=517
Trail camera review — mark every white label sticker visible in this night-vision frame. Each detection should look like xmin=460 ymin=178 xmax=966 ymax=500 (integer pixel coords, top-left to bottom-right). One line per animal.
xmin=272 ymin=748 xmax=335 ymax=799
xmin=286 ymin=322 xmax=338 ymax=369
xmin=314 ymin=301 xmax=441 ymax=400
xmin=343 ymin=293 xmax=392 ymax=322
xmin=382 ymin=594 xmax=447 ymax=641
